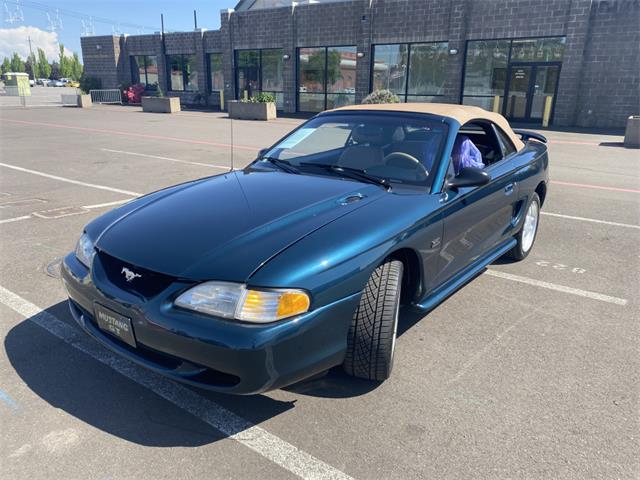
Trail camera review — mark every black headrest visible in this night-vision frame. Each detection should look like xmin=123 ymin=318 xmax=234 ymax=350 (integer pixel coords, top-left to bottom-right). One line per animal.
xmin=352 ymin=125 xmax=405 ymax=145
xmin=352 ymin=125 xmax=384 ymax=145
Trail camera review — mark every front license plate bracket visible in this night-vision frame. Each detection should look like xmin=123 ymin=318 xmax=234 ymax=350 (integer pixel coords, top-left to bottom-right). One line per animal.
xmin=94 ymin=303 xmax=137 ymax=348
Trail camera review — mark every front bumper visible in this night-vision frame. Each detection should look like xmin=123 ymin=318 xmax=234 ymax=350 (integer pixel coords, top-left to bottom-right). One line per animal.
xmin=61 ymin=252 xmax=360 ymax=394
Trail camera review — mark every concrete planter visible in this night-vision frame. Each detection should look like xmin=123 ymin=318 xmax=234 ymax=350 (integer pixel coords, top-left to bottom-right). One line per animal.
xmin=61 ymin=94 xmax=92 ymax=108
xmin=142 ymin=96 xmax=181 ymax=113
xmin=228 ymin=100 xmax=276 ymax=120
xmin=624 ymin=115 xmax=640 ymax=148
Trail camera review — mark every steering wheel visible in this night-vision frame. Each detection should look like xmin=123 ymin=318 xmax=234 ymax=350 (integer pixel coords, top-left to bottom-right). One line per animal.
xmin=383 ymin=152 xmax=429 ymax=179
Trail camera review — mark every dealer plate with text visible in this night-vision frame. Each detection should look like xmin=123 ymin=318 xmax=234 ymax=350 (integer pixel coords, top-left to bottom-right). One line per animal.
xmin=94 ymin=303 xmax=137 ymax=348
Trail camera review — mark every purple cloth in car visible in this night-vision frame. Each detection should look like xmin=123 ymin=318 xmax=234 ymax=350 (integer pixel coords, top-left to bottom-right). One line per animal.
xmin=452 ymin=135 xmax=484 ymax=175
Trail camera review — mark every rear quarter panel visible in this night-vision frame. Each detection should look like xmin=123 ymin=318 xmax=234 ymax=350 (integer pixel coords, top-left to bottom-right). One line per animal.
xmin=512 ymin=141 xmax=549 ymax=208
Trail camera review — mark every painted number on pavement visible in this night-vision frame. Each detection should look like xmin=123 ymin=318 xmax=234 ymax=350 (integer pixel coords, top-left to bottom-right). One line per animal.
xmin=535 ymin=260 xmax=586 ymax=274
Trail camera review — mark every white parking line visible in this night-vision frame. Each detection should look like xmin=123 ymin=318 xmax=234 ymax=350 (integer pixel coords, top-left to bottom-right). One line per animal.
xmin=0 ymin=285 xmax=353 ymax=480
xmin=82 ymin=199 xmax=132 ymax=209
xmin=485 ymin=269 xmax=628 ymax=306
xmin=101 ymin=148 xmax=231 ymax=170
xmin=0 ymin=215 xmax=32 ymax=225
xmin=541 ymin=211 xmax=640 ymax=230
xmin=0 ymin=199 xmax=132 ymax=226
xmin=0 ymin=162 xmax=142 ymax=196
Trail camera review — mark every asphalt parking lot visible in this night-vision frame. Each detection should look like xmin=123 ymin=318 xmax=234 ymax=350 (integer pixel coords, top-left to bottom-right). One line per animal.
xmin=0 ymin=102 xmax=638 ymax=479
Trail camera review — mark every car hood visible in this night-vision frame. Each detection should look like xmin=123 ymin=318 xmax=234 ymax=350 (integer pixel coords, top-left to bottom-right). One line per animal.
xmin=95 ymin=170 xmax=385 ymax=281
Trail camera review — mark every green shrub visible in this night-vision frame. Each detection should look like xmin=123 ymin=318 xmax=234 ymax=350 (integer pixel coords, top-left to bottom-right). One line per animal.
xmin=241 ymin=92 xmax=276 ymax=104
xmin=362 ymin=89 xmax=400 ymax=104
xmin=79 ymin=75 xmax=101 ymax=94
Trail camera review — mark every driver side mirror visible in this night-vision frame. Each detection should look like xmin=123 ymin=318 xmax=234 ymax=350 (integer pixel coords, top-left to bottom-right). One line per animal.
xmin=257 ymin=148 xmax=268 ymax=159
xmin=446 ymin=167 xmax=491 ymax=190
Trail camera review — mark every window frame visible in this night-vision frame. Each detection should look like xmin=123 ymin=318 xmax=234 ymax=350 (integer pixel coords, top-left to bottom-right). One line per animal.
xmin=297 ymin=45 xmax=357 ymax=112
xmin=207 ymin=52 xmax=224 ymax=92
xmin=130 ymin=55 xmax=159 ymax=90
xmin=234 ymin=48 xmax=284 ymax=108
xmin=166 ymin=53 xmax=198 ymax=92
xmin=460 ymin=35 xmax=567 ymax=109
xmin=260 ymin=111 xmax=449 ymax=189
xmin=492 ymin=124 xmax=517 ymax=159
xmin=370 ymin=41 xmax=449 ymax=102
xmin=447 ymin=120 xmax=510 ymax=178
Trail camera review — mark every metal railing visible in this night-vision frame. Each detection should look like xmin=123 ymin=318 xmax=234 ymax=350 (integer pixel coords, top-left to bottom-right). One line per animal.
xmin=89 ymin=89 xmax=122 ymax=104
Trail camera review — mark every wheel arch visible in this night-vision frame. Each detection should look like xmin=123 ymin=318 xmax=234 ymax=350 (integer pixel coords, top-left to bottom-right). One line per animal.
xmin=385 ymin=247 xmax=423 ymax=305
xmin=535 ymin=181 xmax=547 ymax=206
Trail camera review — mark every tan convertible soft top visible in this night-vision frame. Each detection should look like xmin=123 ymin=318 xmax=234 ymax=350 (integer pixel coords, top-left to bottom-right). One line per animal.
xmin=332 ymin=103 xmax=525 ymax=151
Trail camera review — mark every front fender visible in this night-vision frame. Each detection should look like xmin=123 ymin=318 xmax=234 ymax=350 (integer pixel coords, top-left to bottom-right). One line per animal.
xmin=248 ymin=192 xmax=444 ymax=309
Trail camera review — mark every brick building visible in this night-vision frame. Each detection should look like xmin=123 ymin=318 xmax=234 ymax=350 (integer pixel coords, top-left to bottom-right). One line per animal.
xmin=81 ymin=0 xmax=639 ymax=128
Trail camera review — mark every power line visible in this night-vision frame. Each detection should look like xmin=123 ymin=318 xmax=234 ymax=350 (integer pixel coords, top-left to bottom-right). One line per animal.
xmin=3 ymin=0 xmax=158 ymax=31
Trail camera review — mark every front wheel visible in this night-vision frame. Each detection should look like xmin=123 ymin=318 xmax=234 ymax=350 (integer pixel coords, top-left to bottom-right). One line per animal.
xmin=343 ymin=259 xmax=403 ymax=381
xmin=507 ymin=192 xmax=541 ymax=261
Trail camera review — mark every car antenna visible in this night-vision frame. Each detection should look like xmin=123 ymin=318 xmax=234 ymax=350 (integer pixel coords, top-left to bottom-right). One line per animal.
xmin=229 ymin=114 xmax=234 ymax=172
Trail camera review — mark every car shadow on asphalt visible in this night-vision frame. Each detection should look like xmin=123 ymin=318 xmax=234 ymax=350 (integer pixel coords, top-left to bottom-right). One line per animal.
xmin=4 ymin=301 xmax=296 ymax=447
xmin=279 ymin=305 xmax=426 ymax=399
xmin=5 ymin=299 xmax=426 ymax=446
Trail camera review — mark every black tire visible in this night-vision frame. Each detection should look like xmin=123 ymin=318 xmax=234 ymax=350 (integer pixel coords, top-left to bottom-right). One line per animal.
xmin=507 ymin=192 xmax=541 ymax=261
xmin=343 ymin=259 xmax=403 ymax=381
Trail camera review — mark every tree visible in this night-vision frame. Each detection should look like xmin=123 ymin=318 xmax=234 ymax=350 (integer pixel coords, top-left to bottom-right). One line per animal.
xmin=10 ymin=52 xmax=25 ymax=72
xmin=1 ymin=57 xmax=11 ymax=75
xmin=25 ymin=58 xmax=34 ymax=79
xmin=58 ymin=44 xmax=71 ymax=78
xmin=25 ymin=52 xmax=38 ymax=79
xmin=50 ymin=61 xmax=60 ymax=80
xmin=37 ymin=48 xmax=51 ymax=79
xmin=70 ymin=52 xmax=83 ymax=81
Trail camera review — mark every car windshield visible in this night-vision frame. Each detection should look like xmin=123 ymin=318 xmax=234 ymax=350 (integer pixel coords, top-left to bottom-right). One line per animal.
xmin=258 ymin=113 xmax=447 ymax=187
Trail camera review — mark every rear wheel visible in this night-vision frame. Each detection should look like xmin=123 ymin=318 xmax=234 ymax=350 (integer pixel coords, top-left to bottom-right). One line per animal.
xmin=507 ymin=193 xmax=541 ymax=261
xmin=343 ymin=259 xmax=403 ymax=381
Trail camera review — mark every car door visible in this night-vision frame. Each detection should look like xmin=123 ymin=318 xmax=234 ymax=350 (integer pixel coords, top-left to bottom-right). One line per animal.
xmin=433 ymin=122 xmax=519 ymax=286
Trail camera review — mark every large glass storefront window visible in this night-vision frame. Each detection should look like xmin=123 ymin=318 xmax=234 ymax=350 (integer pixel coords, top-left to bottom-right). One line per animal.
xmin=131 ymin=55 xmax=159 ymax=90
xmin=462 ymin=37 xmax=565 ymax=119
xmin=372 ymin=42 xmax=448 ymax=102
xmin=461 ymin=40 xmax=510 ymax=110
xmin=261 ymin=49 xmax=283 ymax=108
xmin=298 ymin=46 xmax=356 ymax=112
xmin=510 ymin=37 xmax=566 ymax=62
xmin=208 ymin=53 xmax=224 ymax=91
xmin=235 ymin=49 xmax=283 ymax=109
xmin=166 ymin=54 xmax=198 ymax=92
xmin=371 ymin=44 xmax=407 ymax=97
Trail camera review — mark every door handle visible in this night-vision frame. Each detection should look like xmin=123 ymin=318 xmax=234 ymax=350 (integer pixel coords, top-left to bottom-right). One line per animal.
xmin=504 ymin=183 xmax=514 ymax=195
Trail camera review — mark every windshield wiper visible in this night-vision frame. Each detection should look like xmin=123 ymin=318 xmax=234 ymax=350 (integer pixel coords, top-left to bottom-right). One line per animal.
xmin=259 ymin=156 xmax=300 ymax=174
xmin=299 ymin=163 xmax=390 ymax=190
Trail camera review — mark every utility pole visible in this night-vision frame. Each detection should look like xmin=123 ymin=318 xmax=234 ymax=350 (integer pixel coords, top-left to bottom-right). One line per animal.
xmin=28 ymin=36 xmax=35 ymax=80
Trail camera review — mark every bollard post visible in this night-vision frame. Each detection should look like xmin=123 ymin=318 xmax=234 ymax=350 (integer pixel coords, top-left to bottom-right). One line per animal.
xmin=243 ymin=90 xmax=248 ymax=101
xmin=219 ymin=90 xmax=225 ymax=111
xmin=542 ymin=96 xmax=553 ymax=127
xmin=492 ymin=95 xmax=500 ymax=113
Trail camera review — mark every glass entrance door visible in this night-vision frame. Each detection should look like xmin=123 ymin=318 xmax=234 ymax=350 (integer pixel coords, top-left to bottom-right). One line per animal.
xmin=530 ymin=65 xmax=559 ymax=120
xmin=506 ymin=65 xmax=531 ymax=120
xmin=505 ymin=63 xmax=560 ymax=123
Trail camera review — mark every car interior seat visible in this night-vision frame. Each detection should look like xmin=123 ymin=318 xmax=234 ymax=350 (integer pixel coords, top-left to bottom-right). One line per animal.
xmin=337 ymin=125 xmax=388 ymax=170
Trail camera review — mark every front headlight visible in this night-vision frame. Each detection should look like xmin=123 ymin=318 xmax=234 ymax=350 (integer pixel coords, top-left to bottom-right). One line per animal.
xmin=174 ymin=281 xmax=310 ymax=323
xmin=75 ymin=232 xmax=95 ymax=268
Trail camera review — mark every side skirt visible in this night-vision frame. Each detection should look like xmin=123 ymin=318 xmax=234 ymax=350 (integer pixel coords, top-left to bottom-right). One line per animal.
xmin=413 ymin=238 xmax=517 ymax=312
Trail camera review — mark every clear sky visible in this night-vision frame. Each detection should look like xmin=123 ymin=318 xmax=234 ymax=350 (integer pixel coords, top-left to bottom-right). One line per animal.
xmin=1 ymin=0 xmax=236 ymax=62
